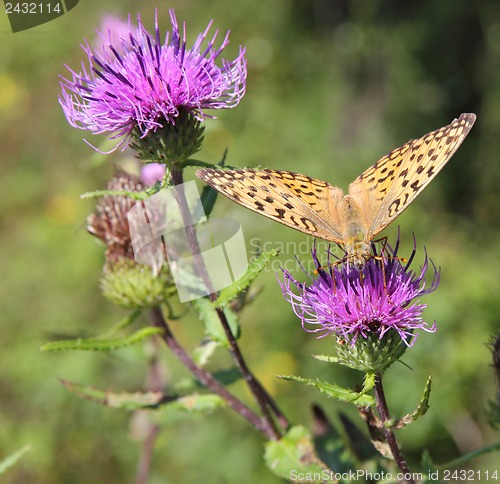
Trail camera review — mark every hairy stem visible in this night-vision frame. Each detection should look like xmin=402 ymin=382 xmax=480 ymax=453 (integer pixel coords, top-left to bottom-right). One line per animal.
xmin=150 ymin=305 xmax=272 ymax=436
xmin=135 ymin=424 xmax=159 ymax=484
xmin=374 ymin=372 xmax=414 ymax=484
xmin=135 ymin=337 xmax=163 ymax=484
xmin=169 ymin=165 xmax=284 ymax=439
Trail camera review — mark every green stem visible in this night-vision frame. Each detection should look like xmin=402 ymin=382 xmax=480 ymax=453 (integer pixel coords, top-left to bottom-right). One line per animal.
xmin=169 ymin=165 xmax=284 ymax=439
xmin=150 ymin=306 xmax=270 ymax=435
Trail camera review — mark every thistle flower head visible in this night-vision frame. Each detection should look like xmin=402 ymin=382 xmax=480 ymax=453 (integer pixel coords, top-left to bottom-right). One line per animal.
xmin=87 ymin=171 xmax=175 ymax=308
xmin=280 ymin=237 xmax=439 ymax=371
xmin=87 ymin=171 xmax=144 ymax=261
xmin=59 ymin=9 xmax=247 ymax=152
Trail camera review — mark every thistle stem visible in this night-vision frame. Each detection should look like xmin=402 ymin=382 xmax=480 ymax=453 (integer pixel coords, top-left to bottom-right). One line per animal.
xmin=135 ymin=424 xmax=159 ymax=484
xmin=169 ymin=165 xmax=284 ymax=439
xmin=150 ymin=306 xmax=272 ymax=435
xmin=135 ymin=336 xmax=163 ymax=484
xmin=373 ymin=372 xmax=414 ymax=484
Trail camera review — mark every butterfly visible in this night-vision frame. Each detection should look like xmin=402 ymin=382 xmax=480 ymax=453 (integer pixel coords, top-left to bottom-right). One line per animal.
xmin=196 ymin=113 xmax=476 ymax=268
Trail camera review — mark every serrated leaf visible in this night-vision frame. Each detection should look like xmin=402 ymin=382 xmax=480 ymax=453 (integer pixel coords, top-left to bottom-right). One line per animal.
xmin=193 ymin=297 xmax=240 ymax=347
xmin=81 ymin=188 xmax=149 ymax=201
xmin=167 ymin=393 xmax=226 ymax=413
xmin=0 ymin=445 xmax=31 ymax=475
xmin=214 ymin=248 xmax=279 ymax=308
xmin=40 ymin=327 xmax=163 ymax=352
xmin=278 ymin=375 xmax=375 ymax=406
xmin=313 ymin=354 xmax=340 ymax=364
xmin=193 ymin=339 xmax=219 ymax=366
xmin=60 ymin=380 xmax=168 ymax=410
xmin=394 ymin=375 xmax=431 ymax=428
xmin=265 ymin=426 xmax=328 ymax=481
xmin=97 ymin=308 xmax=142 ymax=339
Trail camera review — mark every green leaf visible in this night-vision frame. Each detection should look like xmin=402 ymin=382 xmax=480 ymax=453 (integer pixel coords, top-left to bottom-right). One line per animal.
xmin=0 ymin=445 xmax=31 ymax=475
xmin=311 ymin=405 xmax=359 ymax=473
xmin=337 ymin=411 xmax=378 ymax=462
xmin=193 ymin=297 xmax=240 ymax=347
xmin=63 ymin=379 xmax=226 ymax=414
xmin=200 ymin=184 xmax=218 ymax=217
xmin=394 ymin=375 xmax=432 ymax=428
xmin=421 ymin=450 xmax=442 ymax=483
xmin=186 ymin=149 xmax=232 ymax=170
xmin=213 ymin=248 xmax=280 ymax=308
xmin=278 ymin=374 xmax=375 ymax=406
xmin=166 ymin=393 xmax=226 ymax=413
xmin=173 ymin=368 xmax=241 ymax=393
xmin=81 ymin=188 xmax=150 ymax=201
xmin=313 ymin=354 xmax=340 ymax=364
xmin=193 ymin=339 xmax=219 ymax=366
xmin=60 ymin=380 xmax=168 ymax=410
xmin=265 ymin=426 xmax=328 ymax=481
xmin=435 ymin=441 xmax=500 ymax=471
xmin=97 ymin=308 xmax=142 ymax=339
xmin=40 ymin=327 xmax=163 ymax=352
xmin=197 ymin=150 xmax=227 ymax=216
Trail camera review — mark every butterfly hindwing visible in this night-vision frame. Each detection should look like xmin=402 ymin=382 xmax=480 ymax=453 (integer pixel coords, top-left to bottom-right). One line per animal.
xmin=350 ymin=113 xmax=476 ymax=237
xmin=197 ymin=168 xmax=346 ymax=243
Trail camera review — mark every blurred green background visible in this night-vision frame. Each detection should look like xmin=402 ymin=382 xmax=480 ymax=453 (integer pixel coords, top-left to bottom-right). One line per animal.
xmin=1 ymin=0 xmax=500 ymax=482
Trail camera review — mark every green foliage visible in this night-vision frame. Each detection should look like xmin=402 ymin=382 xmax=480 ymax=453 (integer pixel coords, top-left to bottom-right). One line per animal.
xmin=40 ymin=327 xmax=164 ymax=352
xmin=394 ymin=376 xmax=432 ymax=428
xmin=60 ymin=380 xmax=226 ymax=413
xmin=60 ymin=380 xmax=167 ymax=409
xmin=2 ymin=0 xmax=500 ymax=481
xmin=264 ymin=426 xmax=328 ymax=480
xmin=81 ymin=188 xmax=150 ymax=201
xmin=278 ymin=374 xmax=375 ymax=406
xmin=165 ymin=394 xmax=227 ymax=413
xmin=193 ymin=297 xmax=240 ymax=347
xmin=213 ymin=248 xmax=280 ymax=308
xmin=0 ymin=445 xmax=31 ymax=476
xmin=198 ymin=148 xmax=228 ymax=216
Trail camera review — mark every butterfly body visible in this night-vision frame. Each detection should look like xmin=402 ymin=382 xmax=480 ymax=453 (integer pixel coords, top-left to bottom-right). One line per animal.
xmin=197 ymin=113 xmax=476 ymax=267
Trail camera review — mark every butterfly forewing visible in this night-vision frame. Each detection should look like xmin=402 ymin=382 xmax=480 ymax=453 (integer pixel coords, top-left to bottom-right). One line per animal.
xmin=350 ymin=113 xmax=476 ymax=237
xmin=196 ymin=113 xmax=476 ymax=256
xmin=197 ymin=169 xmax=346 ymax=243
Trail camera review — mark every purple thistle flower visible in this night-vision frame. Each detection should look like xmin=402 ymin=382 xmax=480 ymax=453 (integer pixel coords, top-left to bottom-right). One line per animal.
xmin=280 ymin=237 xmax=439 ymax=349
xmin=59 ymin=9 xmax=247 ymax=151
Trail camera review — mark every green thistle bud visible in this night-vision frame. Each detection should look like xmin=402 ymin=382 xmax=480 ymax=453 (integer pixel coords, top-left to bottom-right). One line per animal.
xmin=101 ymin=258 xmax=176 ymax=309
xmin=334 ymin=330 xmax=409 ymax=373
xmin=88 ymin=171 xmax=176 ymax=308
xmin=131 ymin=110 xmax=205 ymax=165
